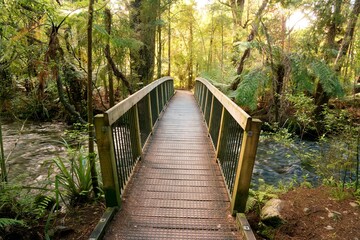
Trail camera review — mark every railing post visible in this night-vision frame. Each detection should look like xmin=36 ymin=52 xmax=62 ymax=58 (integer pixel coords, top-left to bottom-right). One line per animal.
xmin=160 ymin=84 xmax=164 ymax=110
xmin=203 ymin=89 xmax=209 ymax=117
xmin=147 ymin=94 xmax=153 ymax=130
xmin=208 ymin=95 xmax=214 ymax=130
xmin=155 ymin=87 xmax=160 ymax=116
xmin=165 ymin=81 xmax=169 ymax=102
xmin=231 ymin=119 xmax=262 ymax=214
xmin=129 ymin=104 xmax=142 ymax=159
xmin=94 ymin=115 xmax=121 ymax=207
xmin=215 ymin=107 xmax=225 ymax=157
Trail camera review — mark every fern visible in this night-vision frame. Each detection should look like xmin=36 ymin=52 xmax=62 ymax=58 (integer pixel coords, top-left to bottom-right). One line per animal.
xmin=0 ymin=218 xmax=25 ymax=229
xmin=230 ymin=67 xmax=271 ymax=110
xmin=310 ymin=59 xmax=344 ymax=97
xmin=288 ymin=53 xmax=313 ymax=93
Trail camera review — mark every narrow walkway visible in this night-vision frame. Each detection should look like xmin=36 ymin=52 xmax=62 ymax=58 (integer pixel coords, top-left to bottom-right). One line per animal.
xmin=104 ymin=91 xmax=241 ymax=239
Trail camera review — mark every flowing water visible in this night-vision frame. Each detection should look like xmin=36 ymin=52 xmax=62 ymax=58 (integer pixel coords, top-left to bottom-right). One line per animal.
xmin=2 ymin=121 xmax=68 ymax=185
xmin=253 ymin=136 xmax=320 ymax=187
xmin=2 ymin=121 xmax=320 ymax=187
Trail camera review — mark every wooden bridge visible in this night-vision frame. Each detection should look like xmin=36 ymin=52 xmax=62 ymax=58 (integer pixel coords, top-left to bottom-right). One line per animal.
xmin=92 ymin=77 xmax=261 ymax=240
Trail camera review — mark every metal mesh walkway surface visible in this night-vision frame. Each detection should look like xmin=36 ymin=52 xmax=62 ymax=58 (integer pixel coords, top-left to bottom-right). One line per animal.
xmin=104 ymin=90 xmax=242 ymax=239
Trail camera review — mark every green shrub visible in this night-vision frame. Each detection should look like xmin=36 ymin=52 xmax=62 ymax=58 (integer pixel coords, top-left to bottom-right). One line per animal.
xmin=49 ymin=140 xmax=95 ymax=207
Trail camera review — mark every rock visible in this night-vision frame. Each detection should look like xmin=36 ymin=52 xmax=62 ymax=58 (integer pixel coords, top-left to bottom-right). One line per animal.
xmin=303 ymin=207 xmax=311 ymax=214
xmin=324 ymin=225 xmax=334 ymax=230
xmin=326 ymin=208 xmax=341 ymax=220
xmin=328 ymin=211 xmax=341 ymax=219
xmin=260 ymin=199 xmax=285 ymax=227
xmin=49 ymin=225 xmax=74 ymax=238
xmin=350 ymin=202 xmax=359 ymax=208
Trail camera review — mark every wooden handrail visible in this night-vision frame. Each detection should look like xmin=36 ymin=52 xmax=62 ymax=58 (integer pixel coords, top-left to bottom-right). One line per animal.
xmin=95 ymin=77 xmax=174 ymax=207
xmin=194 ymin=77 xmax=262 ymax=214
xmin=196 ymin=77 xmax=251 ymax=131
xmin=106 ymin=76 xmax=173 ymax=125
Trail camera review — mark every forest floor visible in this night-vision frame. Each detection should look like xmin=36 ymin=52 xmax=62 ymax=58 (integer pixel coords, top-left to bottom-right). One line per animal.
xmin=52 ymin=186 xmax=360 ymax=240
xmin=50 ymin=202 xmax=105 ymax=240
xmin=247 ymin=186 xmax=360 ymax=240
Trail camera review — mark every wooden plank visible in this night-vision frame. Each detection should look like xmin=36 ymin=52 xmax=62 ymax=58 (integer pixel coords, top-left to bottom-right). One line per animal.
xmin=231 ymin=119 xmax=262 ymax=214
xmin=106 ymin=77 xmax=173 ymax=125
xmin=196 ymin=77 xmax=251 ymax=131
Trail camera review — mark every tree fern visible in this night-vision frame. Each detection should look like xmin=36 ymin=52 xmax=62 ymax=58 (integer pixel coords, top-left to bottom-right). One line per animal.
xmin=288 ymin=53 xmax=313 ymax=93
xmin=0 ymin=218 xmax=25 ymax=229
xmin=229 ymin=67 xmax=271 ymax=110
xmin=310 ymin=59 xmax=344 ymax=97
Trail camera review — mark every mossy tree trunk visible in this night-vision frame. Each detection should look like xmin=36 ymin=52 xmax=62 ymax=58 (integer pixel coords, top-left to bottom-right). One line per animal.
xmin=87 ymin=0 xmax=99 ymax=196
xmin=130 ymin=0 xmax=159 ymax=85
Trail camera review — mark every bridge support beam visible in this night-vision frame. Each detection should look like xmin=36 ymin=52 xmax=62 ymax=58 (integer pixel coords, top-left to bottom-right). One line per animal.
xmin=231 ymin=119 xmax=262 ymax=214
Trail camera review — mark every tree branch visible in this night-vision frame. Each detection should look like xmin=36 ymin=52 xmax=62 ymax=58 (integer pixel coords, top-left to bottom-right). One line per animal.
xmin=104 ymin=47 xmax=133 ymax=94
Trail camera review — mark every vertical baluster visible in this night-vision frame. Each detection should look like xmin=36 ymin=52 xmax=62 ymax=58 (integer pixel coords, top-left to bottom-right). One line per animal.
xmin=114 ymin=121 xmax=125 ymax=190
xmin=120 ymin=114 xmax=130 ymax=183
xmin=155 ymin=87 xmax=160 ymax=116
xmin=203 ymin=88 xmax=209 ymax=117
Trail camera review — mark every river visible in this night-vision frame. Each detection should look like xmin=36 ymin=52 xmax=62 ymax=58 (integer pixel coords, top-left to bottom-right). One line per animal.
xmin=1 ymin=121 xmax=319 ymax=187
xmin=2 ymin=121 xmax=68 ymax=185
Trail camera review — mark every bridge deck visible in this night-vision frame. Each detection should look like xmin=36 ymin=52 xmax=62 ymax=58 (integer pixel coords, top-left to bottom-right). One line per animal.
xmin=104 ymin=90 xmax=242 ymax=239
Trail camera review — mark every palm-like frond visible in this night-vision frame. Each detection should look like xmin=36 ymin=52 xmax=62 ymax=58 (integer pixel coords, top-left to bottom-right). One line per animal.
xmin=309 ymin=59 xmax=344 ymax=97
xmin=288 ymin=54 xmax=313 ymax=93
xmin=230 ymin=67 xmax=271 ymax=110
xmin=0 ymin=218 xmax=25 ymax=229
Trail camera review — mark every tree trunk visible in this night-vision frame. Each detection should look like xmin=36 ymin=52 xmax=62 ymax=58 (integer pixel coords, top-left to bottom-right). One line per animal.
xmin=0 ymin=116 xmax=6 ymax=182
xmin=167 ymin=2 xmax=171 ymax=76
xmin=230 ymin=0 xmax=245 ymax=28
xmin=105 ymin=47 xmax=133 ymax=94
xmin=157 ymin=1 xmax=162 ymax=79
xmin=130 ymin=0 xmax=158 ymax=85
xmin=187 ymin=19 xmax=193 ymax=90
xmin=87 ymin=0 xmax=99 ymax=196
xmin=230 ymin=0 xmax=268 ymax=90
xmin=46 ymin=24 xmax=87 ymax=124
xmin=334 ymin=0 xmax=360 ymax=72
xmin=104 ymin=8 xmax=115 ymax=107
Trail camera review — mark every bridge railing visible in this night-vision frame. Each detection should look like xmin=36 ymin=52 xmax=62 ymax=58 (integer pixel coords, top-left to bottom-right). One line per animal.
xmin=95 ymin=77 xmax=174 ymax=207
xmin=194 ymin=77 xmax=262 ymax=214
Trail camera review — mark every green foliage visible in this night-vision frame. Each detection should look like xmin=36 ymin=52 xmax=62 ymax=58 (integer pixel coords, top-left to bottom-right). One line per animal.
xmin=288 ymin=53 xmax=313 ymax=93
xmin=247 ymin=179 xmax=279 ymax=213
xmin=0 ymin=180 xmax=54 ymax=228
xmin=309 ymin=59 xmax=344 ymax=98
xmin=310 ymin=106 xmax=359 ymax=192
xmin=285 ymin=93 xmax=317 ymax=138
xmin=330 ymin=187 xmax=352 ymax=201
xmin=49 ymin=140 xmax=95 ymax=207
xmin=230 ymin=67 xmax=271 ymax=110
xmin=0 ymin=218 xmax=25 ymax=229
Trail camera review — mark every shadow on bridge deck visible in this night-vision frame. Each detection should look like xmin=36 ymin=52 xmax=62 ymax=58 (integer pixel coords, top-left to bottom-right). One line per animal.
xmin=103 ymin=90 xmax=242 ymax=239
